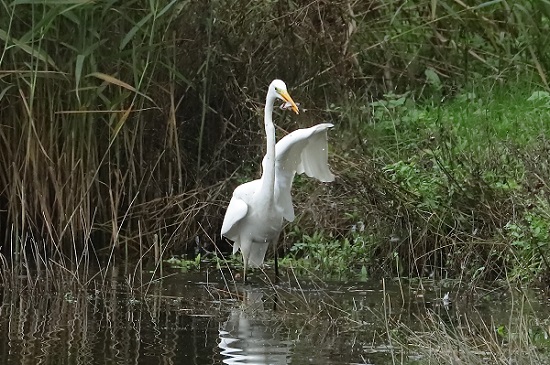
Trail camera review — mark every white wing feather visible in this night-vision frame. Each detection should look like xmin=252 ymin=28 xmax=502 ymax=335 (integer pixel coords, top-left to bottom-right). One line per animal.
xmin=220 ymin=196 xmax=248 ymax=255
xmin=221 ymin=180 xmax=260 ymax=254
xmin=220 ymin=196 xmax=248 ymax=238
xmin=274 ymin=123 xmax=334 ymax=221
xmin=296 ymin=125 xmax=335 ymax=182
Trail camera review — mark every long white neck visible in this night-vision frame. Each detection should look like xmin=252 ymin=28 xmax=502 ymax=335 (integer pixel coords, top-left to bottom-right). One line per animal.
xmin=257 ymin=89 xmax=277 ymax=210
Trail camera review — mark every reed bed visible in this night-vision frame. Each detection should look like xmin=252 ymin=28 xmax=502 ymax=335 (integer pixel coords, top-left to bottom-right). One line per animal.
xmin=391 ymin=288 xmax=550 ymax=364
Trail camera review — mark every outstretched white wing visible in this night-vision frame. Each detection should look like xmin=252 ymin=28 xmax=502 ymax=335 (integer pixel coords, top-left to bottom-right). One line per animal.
xmin=275 ymin=123 xmax=335 ymax=181
xmin=274 ymin=123 xmax=335 ymax=221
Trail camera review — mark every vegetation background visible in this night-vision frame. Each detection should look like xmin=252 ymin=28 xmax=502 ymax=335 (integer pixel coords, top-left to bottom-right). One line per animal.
xmin=1 ymin=0 xmax=550 ymax=283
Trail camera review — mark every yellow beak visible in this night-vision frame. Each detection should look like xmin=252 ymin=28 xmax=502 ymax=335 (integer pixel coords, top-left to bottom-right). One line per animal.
xmin=279 ymin=90 xmax=299 ymax=114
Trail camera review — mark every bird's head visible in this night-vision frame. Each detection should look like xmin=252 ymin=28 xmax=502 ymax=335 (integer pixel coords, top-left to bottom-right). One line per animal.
xmin=270 ymin=79 xmax=299 ymax=114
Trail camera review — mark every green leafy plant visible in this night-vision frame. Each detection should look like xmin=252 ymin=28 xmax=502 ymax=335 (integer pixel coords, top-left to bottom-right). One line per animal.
xmin=166 ymin=254 xmax=201 ymax=272
xmin=506 ymin=207 xmax=550 ymax=282
xmin=279 ymin=229 xmax=375 ymax=279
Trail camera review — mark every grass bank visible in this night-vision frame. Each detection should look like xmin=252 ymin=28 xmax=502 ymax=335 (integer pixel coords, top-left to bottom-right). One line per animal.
xmin=283 ymin=80 xmax=550 ymax=284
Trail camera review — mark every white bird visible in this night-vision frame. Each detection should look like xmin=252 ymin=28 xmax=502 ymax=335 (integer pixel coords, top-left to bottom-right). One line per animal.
xmin=221 ymin=79 xmax=334 ymax=281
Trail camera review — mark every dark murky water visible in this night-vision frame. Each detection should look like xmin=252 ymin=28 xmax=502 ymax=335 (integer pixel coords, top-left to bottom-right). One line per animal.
xmin=0 ymin=267 xmax=549 ymax=364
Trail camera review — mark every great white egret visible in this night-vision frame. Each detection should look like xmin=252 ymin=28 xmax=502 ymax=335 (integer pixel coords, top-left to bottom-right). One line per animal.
xmin=221 ymin=79 xmax=334 ymax=281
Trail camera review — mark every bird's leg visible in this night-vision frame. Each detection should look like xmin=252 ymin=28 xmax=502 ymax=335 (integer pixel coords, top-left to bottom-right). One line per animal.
xmin=242 ymin=255 xmax=248 ymax=284
xmin=274 ymin=242 xmax=279 ymax=284
xmin=272 ymin=291 xmax=279 ymax=311
xmin=273 ymin=234 xmax=281 ymax=284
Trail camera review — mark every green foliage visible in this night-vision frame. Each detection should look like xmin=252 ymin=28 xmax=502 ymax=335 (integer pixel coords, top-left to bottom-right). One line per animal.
xmin=494 ymin=321 xmax=550 ymax=350
xmin=166 ymin=254 xmax=201 ymax=272
xmin=328 ymin=81 xmax=550 ymax=281
xmin=505 ymin=205 xmax=550 ymax=282
xmin=279 ymin=229 xmax=374 ymax=280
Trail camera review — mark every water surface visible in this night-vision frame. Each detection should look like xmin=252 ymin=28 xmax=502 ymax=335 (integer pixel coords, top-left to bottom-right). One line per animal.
xmin=0 ymin=268 xmax=548 ymax=364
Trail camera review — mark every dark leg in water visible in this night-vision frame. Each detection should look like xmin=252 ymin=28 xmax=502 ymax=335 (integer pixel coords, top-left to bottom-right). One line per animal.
xmin=243 ymin=256 xmax=248 ymax=283
xmin=274 ymin=242 xmax=279 ymax=283
xmin=273 ymin=239 xmax=280 ymax=310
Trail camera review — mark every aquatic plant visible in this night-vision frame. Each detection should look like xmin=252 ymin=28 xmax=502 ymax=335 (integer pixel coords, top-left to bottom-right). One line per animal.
xmin=390 ymin=287 xmax=550 ymax=364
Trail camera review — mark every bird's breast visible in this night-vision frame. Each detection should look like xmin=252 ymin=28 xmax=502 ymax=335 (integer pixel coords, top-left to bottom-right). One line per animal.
xmin=242 ymin=208 xmax=283 ymax=241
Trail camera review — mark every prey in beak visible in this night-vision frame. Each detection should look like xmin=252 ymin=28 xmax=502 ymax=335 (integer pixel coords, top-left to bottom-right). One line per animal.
xmin=279 ymin=101 xmax=302 ymax=112
xmin=278 ymin=90 xmax=299 ymax=114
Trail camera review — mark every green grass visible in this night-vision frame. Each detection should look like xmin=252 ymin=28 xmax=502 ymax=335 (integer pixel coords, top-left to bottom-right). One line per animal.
xmin=283 ymin=81 xmax=550 ymax=283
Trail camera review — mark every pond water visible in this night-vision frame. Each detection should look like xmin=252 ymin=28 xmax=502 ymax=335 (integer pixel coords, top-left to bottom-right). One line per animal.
xmin=1 ymin=267 xmax=549 ymax=365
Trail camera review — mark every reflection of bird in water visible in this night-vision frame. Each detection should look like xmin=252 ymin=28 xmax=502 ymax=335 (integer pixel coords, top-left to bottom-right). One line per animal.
xmin=218 ymin=290 xmax=292 ymax=365
xmin=221 ymin=79 xmax=334 ymax=282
